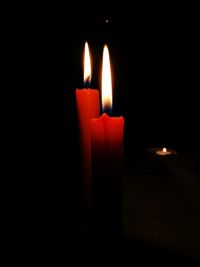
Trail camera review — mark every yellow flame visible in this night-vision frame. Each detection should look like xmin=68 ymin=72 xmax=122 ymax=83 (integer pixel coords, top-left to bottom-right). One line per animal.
xmin=163 ymin=147 xmax=167 ymax=153
xmin=102 ymin=45 xmax=112 ymax=110
xmin=84 ymin=42 xmax=91 ymax=83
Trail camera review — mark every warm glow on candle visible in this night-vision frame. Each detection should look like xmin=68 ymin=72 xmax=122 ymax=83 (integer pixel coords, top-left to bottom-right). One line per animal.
xmin=163 ymin=147 xmax=167 ymax=153
xmin=84 ymin=42 xmax=91 ymax=84
xmin=102 ymin=45 xmax=112 ymax=111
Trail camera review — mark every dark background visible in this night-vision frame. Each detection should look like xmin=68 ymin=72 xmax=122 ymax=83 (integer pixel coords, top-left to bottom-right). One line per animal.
xmin=29 ymin=2 xmax=200 ymax=264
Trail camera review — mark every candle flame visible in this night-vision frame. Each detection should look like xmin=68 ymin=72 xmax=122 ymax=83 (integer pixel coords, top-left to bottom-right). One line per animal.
xmin=163 ymin=147 xmax=167 ymax=153
xmin=102 ymin=45 xmax=112 ymax=112
xmin=84 ymin=42 xmax=91 ymax=85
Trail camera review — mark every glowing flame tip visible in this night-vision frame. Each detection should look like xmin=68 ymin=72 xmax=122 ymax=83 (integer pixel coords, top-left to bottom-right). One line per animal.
xmin=84 ymin=42 xmax=91 ymax=85
xmin=102 ymin=45 xmax=112 ymax=112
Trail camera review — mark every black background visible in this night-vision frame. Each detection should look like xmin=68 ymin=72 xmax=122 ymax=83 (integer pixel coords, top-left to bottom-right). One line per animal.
xmin=29 ymin=2 xmax=200 ymax=264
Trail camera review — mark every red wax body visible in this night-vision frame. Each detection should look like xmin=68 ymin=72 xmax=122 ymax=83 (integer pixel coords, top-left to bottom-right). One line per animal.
xmin=76 ymin=89 xmax=100 ymax=202
xmin=91 ymin=113 xmax=124 ymax=167
xmin=91 ymin=113 xmax=124 ymax=236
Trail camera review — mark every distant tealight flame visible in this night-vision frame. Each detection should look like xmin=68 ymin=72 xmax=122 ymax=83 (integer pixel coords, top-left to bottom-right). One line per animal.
xmin=102 ymin=45 xmax=112 ymax=112
xmin=84 ymin=42 xmax=91 ymax=85
xmin=163 ymin=148 xmax=167 ymax=153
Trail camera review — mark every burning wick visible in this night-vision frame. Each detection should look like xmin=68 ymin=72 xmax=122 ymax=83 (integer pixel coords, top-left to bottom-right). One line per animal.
xmin=155 ymin=147 xmax=173 ymax=156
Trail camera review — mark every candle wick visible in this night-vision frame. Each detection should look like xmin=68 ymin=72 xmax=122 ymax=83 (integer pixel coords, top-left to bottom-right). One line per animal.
xmin=102 ymin=105 xmax=112 ymax=116
xmin=84 ymin=77 xmax=91 ymax=88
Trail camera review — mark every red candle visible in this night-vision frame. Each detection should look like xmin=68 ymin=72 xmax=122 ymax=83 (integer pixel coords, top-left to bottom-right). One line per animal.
xmin=91 ymin=45 xmax=124 ymax=237
xmin=76 ymin=42 xmax=100 ymax=205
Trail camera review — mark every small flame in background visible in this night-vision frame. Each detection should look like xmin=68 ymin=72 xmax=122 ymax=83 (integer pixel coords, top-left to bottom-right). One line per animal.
xmin=163 ymin=147 xmax=167 ymax=153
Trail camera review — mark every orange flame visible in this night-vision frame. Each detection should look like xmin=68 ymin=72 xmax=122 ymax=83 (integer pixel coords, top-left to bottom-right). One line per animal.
xmin=84 ymin=42 xmax=91 ymax=84
xmin=102 ymin=45 xmax=112 ymax=111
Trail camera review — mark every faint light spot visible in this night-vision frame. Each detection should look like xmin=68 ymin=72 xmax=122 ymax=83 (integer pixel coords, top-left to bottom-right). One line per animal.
xmin=105 ymin=19 xmax=109 ymax=23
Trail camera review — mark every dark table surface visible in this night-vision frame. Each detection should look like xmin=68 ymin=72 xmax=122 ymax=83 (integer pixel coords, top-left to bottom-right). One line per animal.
xmin=123 ymin=150 xmax=200 ymax=264
xmin=70 ymin=150 xmax=200 ymax=266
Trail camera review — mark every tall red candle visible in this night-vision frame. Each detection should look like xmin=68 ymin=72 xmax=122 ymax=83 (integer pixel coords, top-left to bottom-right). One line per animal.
xmin=76 ymin=42 xmax=100 ymax=205
xmin=91 ymin=45 xmax=124 ymax=238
